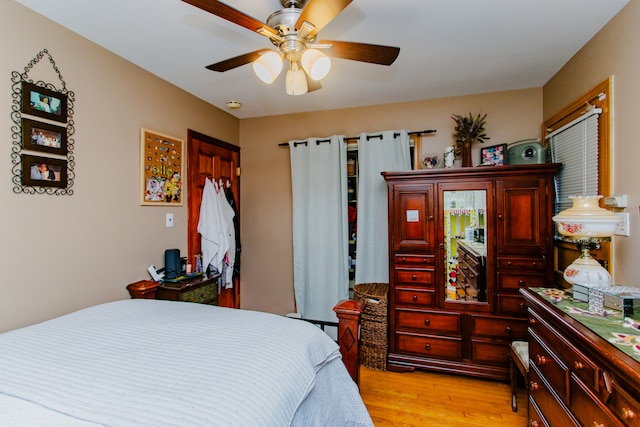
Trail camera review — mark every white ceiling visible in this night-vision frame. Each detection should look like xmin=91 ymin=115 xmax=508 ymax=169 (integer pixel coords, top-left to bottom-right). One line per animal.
xmin=15 ymin=0 xmax=628 ymax=119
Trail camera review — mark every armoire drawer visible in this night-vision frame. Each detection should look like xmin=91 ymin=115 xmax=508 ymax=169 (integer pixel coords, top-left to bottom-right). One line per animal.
xmin=394 ymin=288 xmax=435 ymax=307
xmin=395 ymin=268 xmax=435 ymax=287
xmin=498 ymin=257 xmax=547 ymax=271
xmin=470 ymin=314 xmax=527 ymax=340
xmin=396 ymin=332 xmax=462 ymax=360
xmin=396 ymin=309 xmax=461 ymax=334
xmin=497 ymin=272 xmax=546 ymax=291
xmin=471 ymin=340 xmax=510 ymax=366
xmin=496 ymin=294 xmax=528 ymax=316
xmin=395 ymin=254 xmax=435 ymax=266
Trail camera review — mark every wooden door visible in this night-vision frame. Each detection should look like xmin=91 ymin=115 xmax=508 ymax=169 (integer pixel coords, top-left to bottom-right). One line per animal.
xmin=187 ymin=129 xmax=240 ymax=308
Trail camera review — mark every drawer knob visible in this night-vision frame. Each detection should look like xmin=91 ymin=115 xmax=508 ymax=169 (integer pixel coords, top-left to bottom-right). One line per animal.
xmin=519 ymin=280 xmax=526 ymax=287
xmin=592 ymin=423 xmax=605 ymax=427
xmin=412 ymin=295 xmax=418 ymax=302
xmin=536 ymin=355 xmax=547 ymax=365
xmin=530 ymin=421 xmax=539 ymax=427
xmin=529 ymin=318 xmax=537 ymax=325
xmin=519 ymin=302 xmax=526 ymax=310
xmin=424 ymin=343 xmax=431 ymax=350
xmin=422 ymin=258 xmax=427 ymax=263
xmin=574 ymin=361 xmax=584 ymax=370
xmin=623 ymin=408 xmax=636 ymax=420
xmin=505 ymin=326 xmax=513 ymax=335
xmin=507 ymin=261 xmax=512 ymax=266
xmin=498 ymin=214 xmax=504 ymax=221
xmin=424 ymin=318 xmax=431 ymax=326
xmin=412 ymin=275 xmax=417 ymax=281
xmin=402 ymin=257 xmax=407 ymax=262
xmin=529 ymin=381 xmax=539 ymax=391
xmin=428 ymin=216 xmax=434 ymax=221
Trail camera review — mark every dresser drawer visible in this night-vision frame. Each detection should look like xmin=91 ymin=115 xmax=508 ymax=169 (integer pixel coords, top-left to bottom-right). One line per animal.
xmin=529 ymin=309 xmax=598 ymax=390
xmin=396 ymin=332 xmax=462 ymax=360
xmin=530 ymin=329 xmax=570 ymax=404
xmin=471 ymin=340 xmax=510 ymax=366
xmin=470 ymin=315 xmax=527 ymax=340
xmin=395 ymin=254 xmax=435 ymax=266
xmin=394 ymin=288 xmax=435 ymax=307
xmin=395 ymin=268 xmax=435 ymax=287
xmin=609 ymin=381 xmax=640 ymax=427
xmin=498 ymin=257 xmax=547 ymax=271
xmin=497 ymin=272 xmax=546 ymax=291
xmin=497 ymin=294 xmax=528 ymax=316
xmin=569 ymin=373 xmax=621 ymax=427
xmin=529 ymin=364 xmax=579 ymax=427
xmin=396 ymin=310 xmax=461 ymax=335
xmin=181 ymin=282 xmax=217 ymax=303
xmin=529 ymin=397 xmax=551 ymax=427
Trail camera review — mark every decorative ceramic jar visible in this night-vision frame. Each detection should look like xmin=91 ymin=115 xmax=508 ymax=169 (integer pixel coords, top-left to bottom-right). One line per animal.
xmin=552 ymin=195 xmax=621 ymax=239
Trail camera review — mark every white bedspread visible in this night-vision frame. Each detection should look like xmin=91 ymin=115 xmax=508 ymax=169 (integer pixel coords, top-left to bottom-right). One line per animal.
xmin=0 ymin=299 xmax=372 ymax=426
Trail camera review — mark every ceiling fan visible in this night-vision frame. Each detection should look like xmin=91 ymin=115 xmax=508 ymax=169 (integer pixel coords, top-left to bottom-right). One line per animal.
xmin=182 ymin=0 xmax=400 ymax=95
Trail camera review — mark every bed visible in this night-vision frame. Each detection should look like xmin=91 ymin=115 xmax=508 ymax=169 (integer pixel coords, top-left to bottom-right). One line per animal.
xmin=0 ymin=299 xmax=372 ymax=426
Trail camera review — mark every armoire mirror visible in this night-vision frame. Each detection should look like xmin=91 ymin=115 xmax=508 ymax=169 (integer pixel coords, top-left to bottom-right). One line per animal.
xmin=443 ymin=189 xmax=487 ymax=303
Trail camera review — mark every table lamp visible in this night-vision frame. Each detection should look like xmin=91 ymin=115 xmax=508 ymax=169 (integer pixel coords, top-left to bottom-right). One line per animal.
xmin=552 ymin=195 xmax=621 ymax=287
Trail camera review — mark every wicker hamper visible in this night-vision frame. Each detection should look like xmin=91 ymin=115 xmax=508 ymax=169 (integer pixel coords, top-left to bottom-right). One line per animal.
xmin=353 ymin=283 xmax=388 ymax=371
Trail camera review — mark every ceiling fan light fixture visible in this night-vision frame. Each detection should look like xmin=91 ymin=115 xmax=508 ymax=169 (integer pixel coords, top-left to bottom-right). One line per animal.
xmin=252 ymin=51 xmax=283 ymax=84
xmin=301 ymin=48 xmax=331 ymax=81
xmin=285 ymin=63 xmax=308 ymax=96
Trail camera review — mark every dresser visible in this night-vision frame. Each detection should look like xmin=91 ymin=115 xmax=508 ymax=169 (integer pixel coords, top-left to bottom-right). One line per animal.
xmin=522 ymin=287 xmax=640 ymax=427
xmin=383 ymin=164 xmax=560 ymax=380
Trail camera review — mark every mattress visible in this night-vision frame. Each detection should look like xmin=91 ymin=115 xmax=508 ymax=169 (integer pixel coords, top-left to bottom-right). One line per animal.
xmin=0 ymin=299 xmax=372 ymax=426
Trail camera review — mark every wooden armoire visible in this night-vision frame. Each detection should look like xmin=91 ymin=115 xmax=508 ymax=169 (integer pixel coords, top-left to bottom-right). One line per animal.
xmin=383 ymin=163 xmax=561 ymax=380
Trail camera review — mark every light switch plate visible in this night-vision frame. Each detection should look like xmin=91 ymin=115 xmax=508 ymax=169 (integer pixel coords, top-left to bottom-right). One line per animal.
xmin=614 ymin=212 xmax=630 ymax=236
xmin=166 ymin=213 xmax=174 ymax=228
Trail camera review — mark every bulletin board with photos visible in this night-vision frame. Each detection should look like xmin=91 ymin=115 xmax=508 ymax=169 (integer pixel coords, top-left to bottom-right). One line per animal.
xmin=140 ymin=128 xmax=184 ymax=206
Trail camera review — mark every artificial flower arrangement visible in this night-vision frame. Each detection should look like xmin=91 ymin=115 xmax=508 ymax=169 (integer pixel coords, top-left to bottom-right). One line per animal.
xmin=451 ymin=112 xmax=490 ymax=166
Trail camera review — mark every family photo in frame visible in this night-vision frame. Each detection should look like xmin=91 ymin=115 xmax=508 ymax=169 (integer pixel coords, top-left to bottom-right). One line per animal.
xmin=21 ymin=81 xmax=68 ymax=123
xmin=21 ymin=118 xmax=67 ymax=156
xmin=21 ymin=154 xmax=67 ymax=188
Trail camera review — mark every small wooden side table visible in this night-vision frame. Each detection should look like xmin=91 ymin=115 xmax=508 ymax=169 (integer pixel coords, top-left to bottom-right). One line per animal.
xmin=126 ymin=280 xmax=160 ymax=299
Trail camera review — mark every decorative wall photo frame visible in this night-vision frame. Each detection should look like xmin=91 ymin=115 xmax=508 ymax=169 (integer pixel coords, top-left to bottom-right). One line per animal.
xmin=479 ymin=143 xmax=507 ymax=166
xmin=21 ymin=154 xmax=68 ymax=188
xmin=21 ymin=81 xmax=68 ymax=123
xmin=140 ymin=128 xmax=184 ymax=206
xmin=21 ymin=118 xmax=67 ymax=156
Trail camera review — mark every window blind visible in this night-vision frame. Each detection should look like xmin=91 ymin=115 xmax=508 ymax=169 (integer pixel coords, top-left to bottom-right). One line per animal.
xmin=548 ymin=110 xmax=600 ymax=214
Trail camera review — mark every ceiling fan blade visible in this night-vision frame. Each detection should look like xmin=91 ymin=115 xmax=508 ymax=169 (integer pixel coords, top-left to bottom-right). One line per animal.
xmin=182 ymin=0 xmax=279 ymax=39
xmin=206 ymin=49 xmax=270 ymax=72
xmin=296 ymin=0 xmax=352 ymax=38
xmin=320 ymin=40 xmax=400 ymax=66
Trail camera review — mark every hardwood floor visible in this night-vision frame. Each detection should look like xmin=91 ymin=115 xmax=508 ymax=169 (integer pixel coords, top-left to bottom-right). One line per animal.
xmin=359 ymin=367 xmax=528 ymax=427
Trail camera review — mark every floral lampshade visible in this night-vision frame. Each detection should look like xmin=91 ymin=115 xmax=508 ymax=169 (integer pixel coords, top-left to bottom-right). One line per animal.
xmin=552 ymin=195 xmax=621 ymax=287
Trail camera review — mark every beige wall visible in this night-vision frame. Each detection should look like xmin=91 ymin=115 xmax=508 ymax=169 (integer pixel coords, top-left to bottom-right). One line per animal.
xmin=0 ymin=1 xmax=238 ymax=332
xmin=9 ymin=0 xmax=634 ymax=333
xmin=239 ymin=89 xmax=543 ymax=315
xmin=543 ymin=0 xmax=640 ymax=285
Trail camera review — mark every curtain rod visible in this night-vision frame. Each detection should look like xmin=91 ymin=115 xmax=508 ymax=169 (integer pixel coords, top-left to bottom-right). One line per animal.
xmin=278 ymin=129 xmax=437 ymax=147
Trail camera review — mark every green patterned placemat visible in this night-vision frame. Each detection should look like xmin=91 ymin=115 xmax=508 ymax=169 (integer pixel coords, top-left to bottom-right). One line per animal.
xmin=532 ymin=287 xmax=640 ymax=362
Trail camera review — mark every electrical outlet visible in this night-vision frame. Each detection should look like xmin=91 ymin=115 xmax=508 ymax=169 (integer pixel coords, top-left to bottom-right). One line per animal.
xmin=166 ymin=213 xmax=174 ymax=228
xmin=614 ymin=212 xmax=630 ymax=236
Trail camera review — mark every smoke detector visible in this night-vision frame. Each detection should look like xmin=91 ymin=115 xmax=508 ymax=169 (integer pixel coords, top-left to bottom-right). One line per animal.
xmin=226 ymin=100 xmax=242 ymax=109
